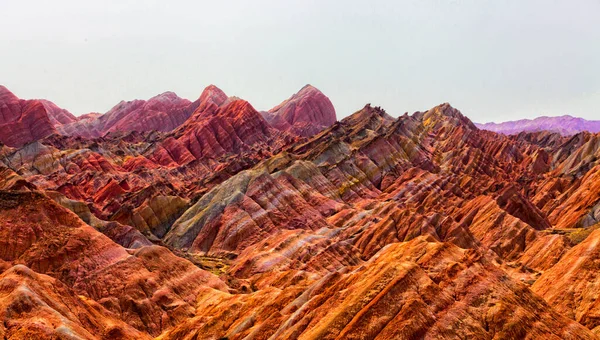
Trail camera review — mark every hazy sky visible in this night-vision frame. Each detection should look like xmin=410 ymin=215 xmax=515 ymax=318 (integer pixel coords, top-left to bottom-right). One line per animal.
xmin=1 ymin=0 xmax=599 ymax=123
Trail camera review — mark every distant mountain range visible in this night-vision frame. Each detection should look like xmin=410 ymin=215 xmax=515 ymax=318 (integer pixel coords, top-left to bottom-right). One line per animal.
xmin=476 ymin=115 xmax=600 ymax=135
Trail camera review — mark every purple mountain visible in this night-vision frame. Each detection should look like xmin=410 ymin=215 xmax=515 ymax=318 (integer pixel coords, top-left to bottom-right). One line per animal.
xmin=476 ymin=115 xmax=600 ymax=135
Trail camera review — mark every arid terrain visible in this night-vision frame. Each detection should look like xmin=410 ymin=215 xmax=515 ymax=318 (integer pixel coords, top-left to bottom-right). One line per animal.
xmin=1 ymin=84 xmax=600 ymax=339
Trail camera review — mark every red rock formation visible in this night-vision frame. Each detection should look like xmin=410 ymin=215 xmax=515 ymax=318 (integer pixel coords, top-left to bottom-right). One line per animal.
xmin=57 ymin=85 xmax=233 ymax=140
xmin=0 ymin=191 xmax=227 ymax=336
xmin=263 ymin=84 xmax=337 ymax=137
xmin=0 ymin=264 xmax=150 ymax=339
xmin=77 ymin=112 xmax=102 ymax=121
xmin=0 ymin=86 xmax=66 ymax=147
xmin=198 ymin=84 xmax=228 ymax=109
xmin=150 ymin=98 xmax=292 ymax=167
xmin=57 ymin=91 xmax=193 ymax=138
xmin=38 ymin=99 xmax=77 ymax=126
xmin=533 ymin=226 xmax=600 ymax=333
xmin=163 ymin=237 xmax=595 ymax=339
xmin=2 ymin=92 xmax=600 ymax=339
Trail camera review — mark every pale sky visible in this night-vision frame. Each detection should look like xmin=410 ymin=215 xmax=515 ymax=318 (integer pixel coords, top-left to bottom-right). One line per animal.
xmin=1 ymin=0 xmax=598 ymax=123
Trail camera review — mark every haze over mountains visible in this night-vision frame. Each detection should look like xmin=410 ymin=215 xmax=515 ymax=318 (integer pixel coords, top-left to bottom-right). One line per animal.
xmin=1 ymin=84 xmax=600 ymax=338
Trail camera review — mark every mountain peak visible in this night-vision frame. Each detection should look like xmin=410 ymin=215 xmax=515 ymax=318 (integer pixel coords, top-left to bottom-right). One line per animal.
xmin=148 ymin=91 xmax=182 ymax=102
xmin=219 ymin=98 xmax=260 ymax=120
xmin=340 ymin=103 xmax=395 ymax=133
xmin=0 ymin=91 xmax=58 ymax=147
xmin=0 ymin=85 xmax=20 ymax=102
xmin=264 ymin=85 xmax=337 ymax=137
xmin=199 ymin=85 xmax=228 ymax=108
xmin=299 ymin=84 xmax=317 ymax=92
xmin=422 ymin=103 xmax=477 ymax=130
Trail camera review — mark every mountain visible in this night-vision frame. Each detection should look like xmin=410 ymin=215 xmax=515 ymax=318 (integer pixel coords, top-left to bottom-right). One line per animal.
xmin=148 ymin=92 xmax=293 ymax=167
xmin=262 ymin=84 xmax=337 ymax=137
xmin=0 ymin=85 xmax=76 ymax=147
xmin=2 ymin=89 xmax=600 ymax=338
xmin=532 ymin=225 xmax=600 ymax=332
xmin=1 ymin=84 xmax=333 ymax=147
xmin=477 ymin=115 xmax=600 ymax=135
xmin=57 ymin=91 xmax=194 ymax=138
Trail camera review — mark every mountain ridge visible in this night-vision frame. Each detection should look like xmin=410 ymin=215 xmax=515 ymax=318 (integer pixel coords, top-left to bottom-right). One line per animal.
xmin=477 ymin=115 xmax=600 ymax=135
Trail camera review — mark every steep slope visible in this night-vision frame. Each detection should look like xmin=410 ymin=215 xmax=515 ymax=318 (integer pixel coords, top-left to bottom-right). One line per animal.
xmin=0 ymin=86 xmax=76 ymax=147
xmin=197 ymin=84 xmax=228 ymax=109
xmin=160 ymin=103 xmax=600 ymax=339
xmin=533 ymin=227 xmax=600 ymax=334
xmin=263 ymin=84 xmax=337 ymax=137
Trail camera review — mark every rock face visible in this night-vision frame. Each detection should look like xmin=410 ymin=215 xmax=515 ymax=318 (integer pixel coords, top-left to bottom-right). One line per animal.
xmin=0 ymin=86 xmax=76 ymax=147
xmin=0 ymin=191 xmax=227 ymax=337
xmin=148 ymin=96 xmax=294 ymax=168
xmin=532 ymin=226 xmax=600 ymax=333
xmin=263 ymin=84 xmax=337 ymax=137
xmin=477 ymin=115 xmax=600 ymax=135
xmin=3 ymin=87 xmax=600 ymax=339
xmin=0 ymin=264 xmax=149 ymax=339
xmin=198 ymin=84 xmax=228 ymax=108
xmin=57 ymin=85 xmax=236 ymax=139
